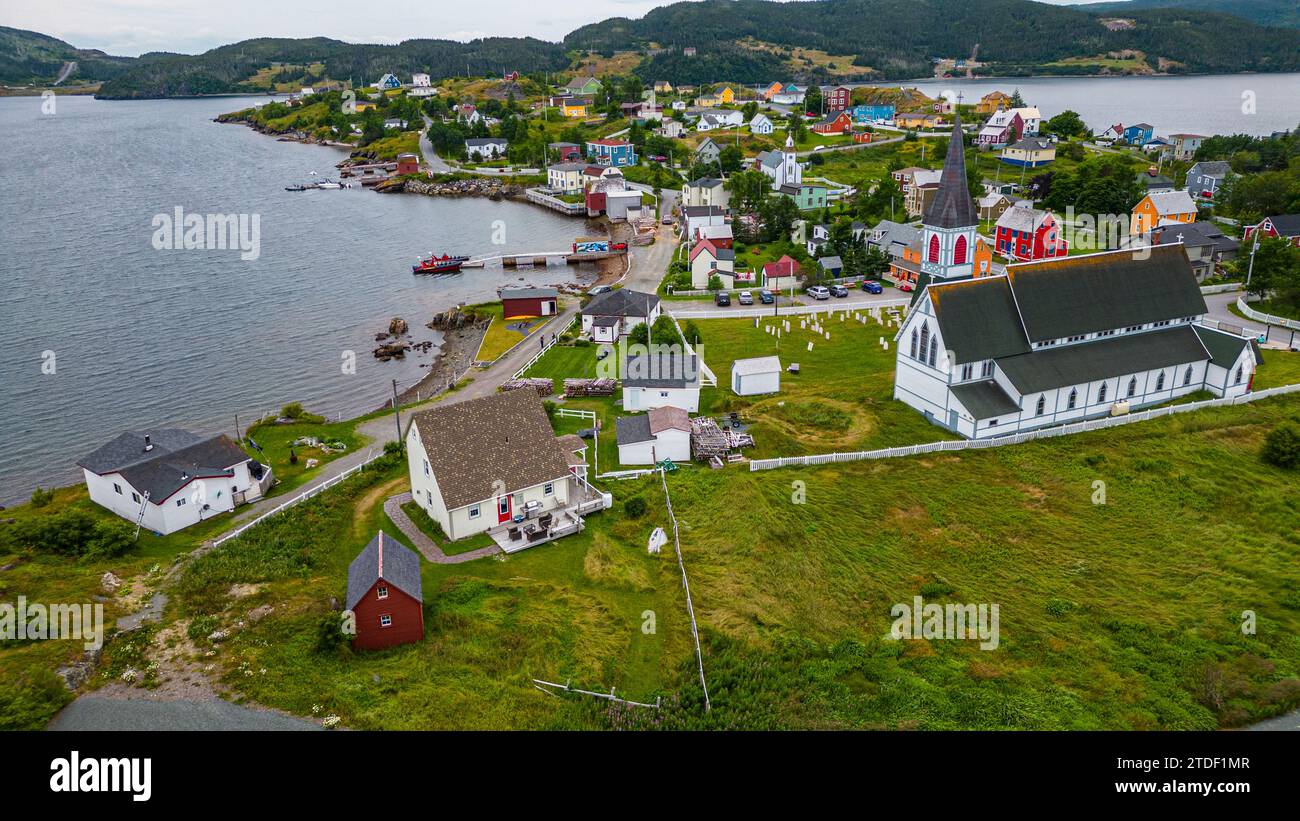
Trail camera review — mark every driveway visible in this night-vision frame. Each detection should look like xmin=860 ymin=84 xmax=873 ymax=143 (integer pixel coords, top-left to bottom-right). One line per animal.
xmin=49 ymin=695 xmax=320 ymax=731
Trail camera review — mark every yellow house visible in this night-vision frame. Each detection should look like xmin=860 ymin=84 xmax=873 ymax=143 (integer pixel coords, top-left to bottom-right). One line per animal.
xmin=353 ymin=100 xmax=376 ymax=112
xmin=654 ymin=80 xmax=673 ymax=94
xmin=976 ymin=91 xmax=1012 ymax=115
xmin=895 ymin=112 xmax=943 ymax=129
xmin=717 ymin=85 xmax=736 ymax=104
xmin=696 ymin=94 xmax=720 ymax=107
xmin=562 ymin=100 xmax=588 ymax=118
xmin=1131 ymin=189 xmax=1199 ymax=235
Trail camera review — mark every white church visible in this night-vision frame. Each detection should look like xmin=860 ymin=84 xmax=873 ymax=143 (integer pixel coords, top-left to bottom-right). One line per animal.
xmin=893 ymin=117 xmax=1260 ymax=439
xmin=754 ymin=134 xmax=802 ymax=191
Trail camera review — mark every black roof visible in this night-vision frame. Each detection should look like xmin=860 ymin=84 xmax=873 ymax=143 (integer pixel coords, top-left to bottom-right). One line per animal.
xmin=928 ymin=276 xmax=1031 ymax=364
xmin=1151 ymin=221 xmax=1240 ymax=256
xmin=922 ymin=116 xmax=979 ymax=230
xmin=615 ymin=415 xmax=654 ymax=445
xmin=1262 ymin=214 xmax=1300 ymax=237
xmin=1005 ymin=246 xmax=1207 ymax=343
xmin=77 ymin=430 xmax=251 ymax=502
xmin=623 ymin=352 xmax=700 ymax=388
xmin=996 ymin=325 xmax=1209 ymax=394
xmin=346 ymin=531 xmax=423 ymax=612
xmin=951 ymin=380 xmax=1021 ymax=419
xmin=1192 ymin=325 xmax=1251 ymax=369
xmin=584 ymin=288 xmax=660 ymax=319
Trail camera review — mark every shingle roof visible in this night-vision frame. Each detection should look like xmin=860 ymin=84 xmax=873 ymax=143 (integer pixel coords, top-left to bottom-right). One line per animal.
xmin=1191 ymin=325 xmax=1251 ymax=369
xmin=923 ymin=119 xmax=979 ymax=230
xmin=732 ymin=356 xmax=781 ymax=376
xmin=1191 ymin=161 xmax=1231 ymax=177
xmin=995 ymin=204 xmax=1052 ymax=233
xmin=77 ymin=430 xmax=251 ymax=502
xmin=1262 ymin=214 xmax=1300 ymax=237
xmin=648 ymin=405 xmax=692 ymax=434
xmin=1005 ymin=246 xmax=1206 ymax=342
xmin=623 ymin=352 xmax=700 ymax=388
xmin=927 ymin=277 xmax=1031 ymax=364
xmin=996 ymin=325 xmax=1210 ymax=394
xmin=951 ymin=380 xmax=1021 ymax=419
xmin=346 ymin=531 xmax=423 ymax=612
xmin=408 ymin=390 xmax=572 ymax=511
xmin=615 ymin=414 xmax=653 ymax=445
xmin=585 ymin=288 xmax=660 ymax=319
xmin=1146 ymin=189 xmax=1198 ymax=216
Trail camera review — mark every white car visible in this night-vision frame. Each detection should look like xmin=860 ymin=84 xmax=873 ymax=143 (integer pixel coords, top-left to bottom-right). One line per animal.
xmin=806 ymin=286 xmax=830 ymax=300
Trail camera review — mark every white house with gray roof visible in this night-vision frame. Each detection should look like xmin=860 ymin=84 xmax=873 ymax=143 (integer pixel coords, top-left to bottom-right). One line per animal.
xmin=894 ymin=246 xmax=1259 ymax=439
xmin=77 ymin=430 xmax=271 ymax=535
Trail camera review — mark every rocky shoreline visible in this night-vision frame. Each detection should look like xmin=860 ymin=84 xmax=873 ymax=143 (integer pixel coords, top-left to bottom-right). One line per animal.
xmin=375 ymin=176 xmax=527 ymax=201
xmin=389 ymin=308 xmax=491 ymax=407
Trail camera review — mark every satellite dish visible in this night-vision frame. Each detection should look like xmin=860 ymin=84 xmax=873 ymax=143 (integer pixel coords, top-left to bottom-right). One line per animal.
xmin=647 ymin=527 xmax=667 ymax=555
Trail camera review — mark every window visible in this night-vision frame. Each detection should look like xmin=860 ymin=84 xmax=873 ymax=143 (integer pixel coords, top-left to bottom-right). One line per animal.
xmin=423 ymin=459 xmax=430 ymax=477
xmin=1035 ymin=395 xmax=1045 ymax=416
xmin=176 ymin=498 xmax=186 ymax=507
xmin=380 ymin=614 xmax=392 ymax=628
xmin=499 ymin=497 xmax=510 ymax=516
xmin=1155 ymin=372 xmax=1165 ymax=391
xmin=544 ymin=482 xmax=554 ymax=496
xmin=113 ymin=483 xmax=122 ymax=495
xmin=981 ymin=361 xmax=993 ymax=378
xmin=1234 ymin=365 xmax=1243 ymax=385
xmin=919 ymin=323 xmax=930 ymax=361
xmin=954 ymin=235 xmax=968 ymax=265
xmin=377 ymin=585 xmax=389 ymax=600
xmin=131 ymin=492 xmax=140 ymax=503
xmin=928 ymin=334 xmax=938 ymax=367
xmin=1183 ymin=365 xmax=1193 ymax=386
xmin=1067 ymin=388 xmax=1078 ymax=410
xmin=928 ymin=234 xmax=940 ymax=263
xmin=660 ymin=391 xmax=669 ymax=398
xmin=960 ymin=363 xmax=972 ymax=381
xmin=1127 ymin=377 xmax=1137 ymax=398
xmin=910 ymin=329 xmax=918 ymax=359
xmin=469 ymin=504 xmax=481 ymax=519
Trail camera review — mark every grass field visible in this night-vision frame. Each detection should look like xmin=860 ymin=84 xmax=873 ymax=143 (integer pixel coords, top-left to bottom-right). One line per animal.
xmin=242 ymin=412 xmax=369 ymax=498
xmin=474 ymin=304 xmax=547 ymax=363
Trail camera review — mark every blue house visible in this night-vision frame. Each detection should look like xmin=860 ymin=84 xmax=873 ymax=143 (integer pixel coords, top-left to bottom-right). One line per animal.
xmin=1123 ymin=123 xmax=1153 ymax=146
xmin=586 ymin=138 xmax=638 ymax=168
xmin=851 ymin=104 xmax=895 ymax=124
xmin=376 ymin=73 xmax=402 ymax=90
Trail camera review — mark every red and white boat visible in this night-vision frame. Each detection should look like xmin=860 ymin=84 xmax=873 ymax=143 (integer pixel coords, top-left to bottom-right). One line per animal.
xmin=412 ymin=253 xmax=470 ymax=274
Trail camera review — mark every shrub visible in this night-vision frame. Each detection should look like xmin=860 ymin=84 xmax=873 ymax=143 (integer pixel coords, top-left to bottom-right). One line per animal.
xmin=0 ymin=509 xmax=135 ymax=559
xmin=1045 ymin=597 xmax=1076 ymax=617
xmin=1261 ymin=423 xmax=1300 ymax=469
xmin=281 ymin=402 xmax=306 ymax=420
xmin=624 ymin=497 xmax=648 ymax=518
xmin=187 ymin=614 xmax=221 ymax=644
xmin=573 ymin=338 xmax=592 ymax=347
xmin=29 ymin=487 xmax=54 ymax=508
xmin=315 ymin=612 xmax=351 ymax=654
xmin=382 ymin=440 xmax=403 ymax=457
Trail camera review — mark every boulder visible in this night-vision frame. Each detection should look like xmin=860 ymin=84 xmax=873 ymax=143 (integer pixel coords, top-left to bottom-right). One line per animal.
xmin=101 ymin=572 xmax=122 ymax=593
xmin=389 ymin=317 xmax=409 ymax=337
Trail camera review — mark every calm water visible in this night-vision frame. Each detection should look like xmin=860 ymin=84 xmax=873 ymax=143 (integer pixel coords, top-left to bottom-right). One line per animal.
xmin=908 ymin=72 xmax=1300 ymax=137
xmin=0 ymin=95 xmax=591 ymax=505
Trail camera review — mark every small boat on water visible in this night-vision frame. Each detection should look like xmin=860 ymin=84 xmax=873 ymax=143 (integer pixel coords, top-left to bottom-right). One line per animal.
xmin=317 ymin=179 xmax=343 ymax=189
xmin=285 ymin=183 xmax=310 ymax=191
xmin=412 ymin=253 xmax=470 ymax=274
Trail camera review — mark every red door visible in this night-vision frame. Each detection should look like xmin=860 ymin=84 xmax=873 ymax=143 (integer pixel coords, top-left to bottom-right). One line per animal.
xmin=497 ymin=495 xmax=512 ymax=524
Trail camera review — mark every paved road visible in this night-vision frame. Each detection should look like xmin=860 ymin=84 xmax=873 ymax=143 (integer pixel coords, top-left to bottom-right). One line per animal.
xmin=49 ymin=696 xmax=320 ymax=731
xmin=1203 ymin=291 xmax=1267 ymax=337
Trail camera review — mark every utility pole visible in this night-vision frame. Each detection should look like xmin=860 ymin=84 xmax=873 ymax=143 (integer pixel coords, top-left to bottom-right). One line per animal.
xmin=1245 ymin=230 xmax=1261 ymax=290
xmin=391 ymin=379 xmax=403 ymax=450
xmin=234 ymin=413 xmax=242 ymax=444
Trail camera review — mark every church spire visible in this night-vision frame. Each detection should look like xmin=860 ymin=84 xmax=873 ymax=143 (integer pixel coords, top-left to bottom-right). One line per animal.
xmin=923 ymin=114 xmax=979 ymax=230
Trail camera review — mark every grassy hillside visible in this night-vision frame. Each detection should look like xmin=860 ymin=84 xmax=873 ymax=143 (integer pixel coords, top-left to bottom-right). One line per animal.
xmin=0 ymin=26 xmax=134 ymax=86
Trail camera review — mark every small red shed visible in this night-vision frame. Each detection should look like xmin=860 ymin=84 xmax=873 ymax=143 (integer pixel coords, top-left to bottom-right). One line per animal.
xmin=396 ymin=153 xmax=419 ymax=175
xmin=346 ymin=531 xmax=424 ymax=651
xmin=500 ymin=287 xmax=559 ymax=319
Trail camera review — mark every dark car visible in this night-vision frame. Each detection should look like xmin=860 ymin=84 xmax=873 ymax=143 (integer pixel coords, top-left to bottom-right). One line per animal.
xmin=758 ymin=289 xmax=775 ymax=304
xmin=862 ymin=280 xmax=883 ymax=294
xmin=714 ymin=292 xmax=731 ymax=306
xmin=829 ymin=284 xmax=849 ymax=298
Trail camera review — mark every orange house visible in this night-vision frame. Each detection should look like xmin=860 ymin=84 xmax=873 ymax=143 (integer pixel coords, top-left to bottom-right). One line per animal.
xmin=891 ymin=236 xmax=992 ymax=288
xmin=1131 ymin=190 xmax=1198 ymax=236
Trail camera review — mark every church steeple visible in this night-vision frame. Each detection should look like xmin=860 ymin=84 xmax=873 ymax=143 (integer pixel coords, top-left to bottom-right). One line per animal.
xmin=920 ymin=113 xmax=980 ymax=281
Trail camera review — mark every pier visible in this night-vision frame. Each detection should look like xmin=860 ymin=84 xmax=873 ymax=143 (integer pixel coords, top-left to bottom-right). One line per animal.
xmin=461 ymin=250 xmax=625 ymax=268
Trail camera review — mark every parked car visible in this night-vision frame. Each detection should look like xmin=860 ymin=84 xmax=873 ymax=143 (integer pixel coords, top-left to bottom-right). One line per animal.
xmin=862 ymin=280 xmax=883 ymax=294
xmin=758 ymin=289 xmax=775 ymax=304
xmin=828 ymin=284 xmax=849 ymax=297
xmin=807 ymin=285 xmax=830 ymax=300
xmin=737 ymin=290 xmax=754 ymax=305
xmin=589 ymin=285 xmax=613 ymax=296
xmin=813 ymin=144 xmax=826 ymax=151
xmin=661 ymin=216 xmax=674 ymax=225
xmin=714 ymin=291 xmax=731 ymax=306
xmin=650 ymin=154 xmax=667 ymax=162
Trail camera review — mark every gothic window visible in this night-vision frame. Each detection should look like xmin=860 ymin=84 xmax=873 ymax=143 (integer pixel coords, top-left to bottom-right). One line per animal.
xmin=910 ymin=328 xmax=918 ymax=359
xmin=954 ymin=234 xmax=968 ymax=265
xmin=928 ymin=234 xmax=940 ymax=263
xmin=1098 ymin=383 xmax=1107 ymax=403
xmin=1127 ymin=376 xmax=1137 ymax=398
xmin=1067 ymin=388 xmax=1077 ymax=410
xmin=960 ymin=363 xmax=972 ymax=381
xmin=1183 ymin=365 xmax=1193 ymax=386
xmin=981 ymin=360 xmax=993 ymax=378
xmin=1234 ymin=365 xmax=1243 ymax=385
xmin=919 ymin=323 xmax=929 ymax=362
xmin=928 ymin=334 xmax=938 ymax=367
xmin=1035 ymin=395 xmax=1045 ymax=416
xmin=1156 ymin=371 xmax=1165 ymax=391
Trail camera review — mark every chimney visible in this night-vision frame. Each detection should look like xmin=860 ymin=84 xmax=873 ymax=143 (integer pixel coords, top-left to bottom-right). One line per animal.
xmin=143 ymin=434 xmax=153 ymax=452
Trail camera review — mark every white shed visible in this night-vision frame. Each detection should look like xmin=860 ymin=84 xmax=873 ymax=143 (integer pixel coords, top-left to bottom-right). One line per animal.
xmin=731 ymin=356 xmax=782 ymax=396
xmin=615 ymin=407 xmax=693 ymax=465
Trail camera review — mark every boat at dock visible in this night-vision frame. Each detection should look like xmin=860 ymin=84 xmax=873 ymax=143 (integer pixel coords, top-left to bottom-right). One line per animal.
xmin=412 ymin=253 xmax=471 ymax=274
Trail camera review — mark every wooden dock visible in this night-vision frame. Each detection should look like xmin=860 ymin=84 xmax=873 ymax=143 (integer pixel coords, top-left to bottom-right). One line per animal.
xmin=461 ymin=250 xmax=624 ymax=269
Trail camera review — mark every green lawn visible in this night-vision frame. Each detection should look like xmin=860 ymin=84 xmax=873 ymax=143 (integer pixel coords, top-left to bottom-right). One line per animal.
xmin=520 ymin=341 xmax=607 ymax=391
xmin=474 ymin=304 xmax=548 ymax=363
xmin=242 ymin=412 xmax=369 ymax=498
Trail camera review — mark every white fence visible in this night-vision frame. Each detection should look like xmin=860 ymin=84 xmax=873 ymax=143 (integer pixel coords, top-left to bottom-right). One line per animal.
xmin=212 ymin=450 xmax=385 ymax=546
xmin=1238 ymin=297 xmax=1300 ymax=331
xmin=749 ymin=383 xmax=1300 ymax=471
xmin=670 ymin=299 xmax=909 ymax=321
xmin=512 ymin=315 xmax=578 ymax=378
xmin=1200 ymin=283 xmax=1241 ymax=295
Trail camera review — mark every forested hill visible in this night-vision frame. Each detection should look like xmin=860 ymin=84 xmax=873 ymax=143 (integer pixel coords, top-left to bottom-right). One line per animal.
xmin=93 ymin=37 xmax=569 ymax=99
xmin=565 ymin=0 xmax=1300 ymax=83
xmin=0 ymin=27 xmax=135 ymax=85
xmin=1080 ymin=0 xmax=1300 ymax=29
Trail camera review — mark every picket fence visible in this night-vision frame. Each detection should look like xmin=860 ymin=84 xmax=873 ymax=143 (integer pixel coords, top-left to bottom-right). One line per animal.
xmin=1238 ymin=297 xmax=1300 ymax=332
xmin=749 ymin=383 xmax=1300 ymax=471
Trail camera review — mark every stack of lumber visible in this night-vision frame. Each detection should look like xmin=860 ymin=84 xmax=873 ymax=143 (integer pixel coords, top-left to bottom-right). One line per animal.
xmin=690 ymin=417 xmax=731 ymax=462
xmin=563 ymin=378 xmax=617 ymax=397
xmin=501 ymin=378 xmax=554 ymax=396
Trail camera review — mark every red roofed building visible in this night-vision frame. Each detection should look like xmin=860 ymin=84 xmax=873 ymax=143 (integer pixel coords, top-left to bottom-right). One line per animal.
xmin=762 ymin=254 xmax=801 ymax=289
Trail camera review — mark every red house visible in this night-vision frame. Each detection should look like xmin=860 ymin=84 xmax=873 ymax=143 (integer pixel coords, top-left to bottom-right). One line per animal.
xmin=994 ymin=204 xmax=1068 ymax=262
xmin=825 ymin=85 xmax=852 ymax=113
xmin=1243 ymin=214 xmax=1300 ymax=247
xmin=501 ymin=287 xmax=558 ymax=318
xmin=812 ymin=110 xmax=852 ymax=135
xmin=347 ymin=531 xmax=424 ymax=651
xmin=396 ymin=153 xmax=419 ymax=175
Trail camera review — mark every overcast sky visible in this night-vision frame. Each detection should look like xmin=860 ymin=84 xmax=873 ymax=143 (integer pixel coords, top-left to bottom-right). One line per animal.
xmin=3 ymin=0 xmax=1097 ymax=57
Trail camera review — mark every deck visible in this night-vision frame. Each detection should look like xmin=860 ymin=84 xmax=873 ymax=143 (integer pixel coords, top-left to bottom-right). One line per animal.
xmin=486 ymin=480 xmax=612 ymax=554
